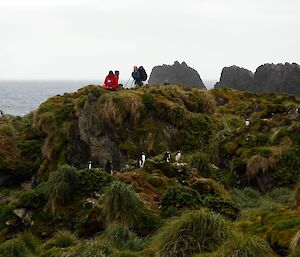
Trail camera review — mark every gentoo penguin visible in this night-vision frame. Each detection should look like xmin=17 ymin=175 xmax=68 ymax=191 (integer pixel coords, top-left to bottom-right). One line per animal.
xmin=105 ymin=160 xmax=113 ymax=175
xmin=88 ymin=160 xmax=92 ymax=169
xmin=164 ymin=151 xmax=171 ymax=163
xmin=175 ymin=150 xmax=182 ymax=162
xmin=245 ymin=119 xmax=250 ymax=126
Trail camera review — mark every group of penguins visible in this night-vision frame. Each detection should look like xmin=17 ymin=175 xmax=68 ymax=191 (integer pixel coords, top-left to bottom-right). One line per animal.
xmin=87 ymin=150 xmax=182 ymax=176
xmin=137 ymin=150 xmax=182 ymax=168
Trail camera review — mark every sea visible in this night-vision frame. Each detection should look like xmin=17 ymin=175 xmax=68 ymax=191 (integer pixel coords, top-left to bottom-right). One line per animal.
xmin=0 ymin=80 xmax=217 ymax=116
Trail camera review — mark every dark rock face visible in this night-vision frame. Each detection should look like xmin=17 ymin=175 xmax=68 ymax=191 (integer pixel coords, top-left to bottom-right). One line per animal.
xmin=215 ymin=63 xmax=300 ymax=96
xmin=74 ymin=93 xmax=126 ymax=170
xmin=148 ymin=61 xmax=206 ymax=88
xmin=254 ymin=63 xmax=300 ymax=95
xmin=214 ymin=65 xmax=254 ymax=90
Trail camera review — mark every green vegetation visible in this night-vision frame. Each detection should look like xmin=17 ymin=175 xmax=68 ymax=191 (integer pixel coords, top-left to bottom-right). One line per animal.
xmin=155 ymin=210 xmax=231 ymax=257
xmin=43 ymin=165 xmax=79 ymax=215
xmin=103 ymin=181 xmax=144 ymax=227
xmin=215 ymin=234 xmax=276 ymax=257
xmin=42 ymin=230 xmax=77 ymax=249
xmin=1 ymin=85 xmax=300 ymax=257
xmin=101 ymin=224 xmax=144 ymax=251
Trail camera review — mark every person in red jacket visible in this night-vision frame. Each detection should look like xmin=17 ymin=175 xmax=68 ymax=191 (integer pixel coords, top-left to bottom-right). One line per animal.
xmin=103 ymin=70 xmax=119 ymax=90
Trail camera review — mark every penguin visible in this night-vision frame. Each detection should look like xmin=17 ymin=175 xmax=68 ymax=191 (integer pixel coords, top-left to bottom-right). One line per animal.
xmin=141 ymin=152 xmax=146 ymax=167
xmin=0 ymin=110 xmax=3 ymax=116
xmin=105 ymin=160 xmax=113 ymax=175
xmin=138 ymin=158 xmax=143 ymax=168
xmin=164 ymin=151 xmax=171 ymax=163
xmin=88 ymin=160 xmax=92 ymax=169
xmin=175 ymin=150 xmax=182 ymax=162
xmin=245 ymin=119 xmax=250 ymax=126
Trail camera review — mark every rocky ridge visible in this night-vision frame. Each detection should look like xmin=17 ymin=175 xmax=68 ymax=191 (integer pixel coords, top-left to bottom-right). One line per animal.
xmin=215 ymin=62 xmax=300 ymax=96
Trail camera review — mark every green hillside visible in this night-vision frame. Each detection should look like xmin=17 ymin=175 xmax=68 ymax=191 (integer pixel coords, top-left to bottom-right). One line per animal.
xmin=0 ymin=85 xmax=299 ymax=257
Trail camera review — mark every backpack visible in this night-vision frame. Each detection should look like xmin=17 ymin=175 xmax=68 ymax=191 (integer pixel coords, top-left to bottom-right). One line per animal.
xmin=138 ymin=66 xmax=148 ymax=81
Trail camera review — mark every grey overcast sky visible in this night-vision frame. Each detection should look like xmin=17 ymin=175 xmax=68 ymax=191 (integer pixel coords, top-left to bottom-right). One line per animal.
xmin=0 ymin=0 xmax=299 ymax=81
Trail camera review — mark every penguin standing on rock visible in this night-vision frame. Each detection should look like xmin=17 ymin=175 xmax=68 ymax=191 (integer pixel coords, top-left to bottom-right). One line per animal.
xmin=105 ymin=160 xmax=113 ymax=175
xmin=175 ymin=150 xmax=182 ymax=162
xmin=164 ymin=151 xmax=171 ymax=163
xmin=88 ymin=161 xmax=92 ymax=169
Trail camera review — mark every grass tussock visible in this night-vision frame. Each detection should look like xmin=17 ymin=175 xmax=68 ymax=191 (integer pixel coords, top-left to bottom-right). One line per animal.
xmin=101 ymin=224 xmax=144 ymax=251
xmin=44 ymin=165 xmax=79 ymax=215
xmin=155 ymin=210 xmax=231 ymax=257
xmin=0 ymin=238 xmax=29 ymax=257
xmin=99 ymin=93 xmax=143 ymax=126
xmin=103 ymin=181 xmax=144 ymax=227
xmin=217 ymin=234 xmax=276 ymax=257
xmin=0 ymin=233 xmax=38 ymax=257
xmin=246 ymin=155 xmax=277 ymax=178
xmin=42 ymin=230 xmax=77 ymax=250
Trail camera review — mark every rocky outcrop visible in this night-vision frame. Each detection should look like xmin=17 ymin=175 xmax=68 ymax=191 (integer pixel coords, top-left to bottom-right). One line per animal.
xmin=215 ymin=62 xmax=300 ymax=96
xmin=214 ymin=65 xmax=254 ymax=90
xmin=254 ymin=63 xmax=300 ymax=95
xmin=76 ymin=92 xmax=126 ymax=169
xmin=148 ymin=61 xmax=206 ymax=88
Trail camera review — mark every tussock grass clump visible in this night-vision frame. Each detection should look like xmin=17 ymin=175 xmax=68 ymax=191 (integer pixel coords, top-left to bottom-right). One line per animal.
xmin=0 ymin=233 xmax=38 ymax=257
xmin=74 ymin=239 xmax=111 ymax=257
xmin=191 ymin=152 xmax=213 ymax=178
xmin=0 ymin=238 xmax=29 ymax=257
xmin=101 ymin=224 xmax=144 ymax=251
xmin=217 ymin=234 xmax=276 ymax=257
xmin=42 ymin=230 xmax=77 ymax=250
xmin=99 ymin=93 xmax=143 ymax=126
xmin=230 ymin=187 xmax=263 ymax=209
xmin=155 ymin=210 xmax=231 ymax=257
xmin=44 ymin=165 xmax=79 ymax=214
xmin=192 ymin=178 xmax=228 ymax=198
xmin=161 ymin=184 xmax=202 ymax=217
xmin=246 ymin=155 xmax=276 ymax=178
xmin=266 ymin=187 xmax=293 ymax=205
xmin=103 ymin=181 xmax=144 ymax=227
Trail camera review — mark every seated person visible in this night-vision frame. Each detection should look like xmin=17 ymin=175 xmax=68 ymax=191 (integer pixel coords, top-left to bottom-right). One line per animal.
xmin=103 ymin=71 xmax=117 ymax=90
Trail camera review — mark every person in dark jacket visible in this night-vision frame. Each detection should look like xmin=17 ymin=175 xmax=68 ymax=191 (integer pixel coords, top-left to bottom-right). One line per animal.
xmin=132 ymin=66 xmax=143 ymax=86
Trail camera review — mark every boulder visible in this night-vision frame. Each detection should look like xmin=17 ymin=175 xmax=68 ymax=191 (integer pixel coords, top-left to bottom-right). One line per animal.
xmin=214 ymin=65 xmax=254 ymax=90
xmin=148 ymin=61 xmax=206 ymax=88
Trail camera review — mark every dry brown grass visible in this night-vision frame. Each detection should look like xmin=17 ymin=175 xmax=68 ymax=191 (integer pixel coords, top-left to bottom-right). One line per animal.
xmin=192 ymin=177 xmax=229 ymax=198
xmin=247 ymin=136 xmax=293 ymax=178
xmin=246 ymin=155 xmax=277 ymax=178
xmin=290 ymin=230 xmax=300 ymax=251
xmin=100 ymin=95 xmax=123 ymax=125
xmin=99 ymin=92 xmax=143 ymax=126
